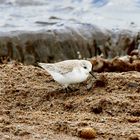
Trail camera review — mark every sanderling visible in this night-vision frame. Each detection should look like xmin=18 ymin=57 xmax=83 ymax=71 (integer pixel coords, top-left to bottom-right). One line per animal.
xmin=38 ymin=59 xmax=96 ymax=90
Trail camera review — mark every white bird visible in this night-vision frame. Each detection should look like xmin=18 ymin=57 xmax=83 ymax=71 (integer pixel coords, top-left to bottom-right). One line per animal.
xmin=38 ymin=59 xmax=96 ymax=89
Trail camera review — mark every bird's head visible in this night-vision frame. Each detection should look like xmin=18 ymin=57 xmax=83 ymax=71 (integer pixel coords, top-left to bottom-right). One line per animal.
xmin=80 ymin=60 xmax=96 ymax=79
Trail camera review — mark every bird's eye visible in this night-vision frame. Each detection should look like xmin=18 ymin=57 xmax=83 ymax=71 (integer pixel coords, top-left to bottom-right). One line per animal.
xmin=83 ymin=66 xmax=87 ymax=69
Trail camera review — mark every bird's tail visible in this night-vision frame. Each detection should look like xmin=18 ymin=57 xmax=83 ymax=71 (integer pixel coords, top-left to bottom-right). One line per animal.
xmin=38 ymin=63 xmax=49 ymax=71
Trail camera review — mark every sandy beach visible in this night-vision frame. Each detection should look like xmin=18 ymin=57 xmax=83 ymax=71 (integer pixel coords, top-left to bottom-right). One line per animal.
xmin=0 ymin=62 xmax=140 ymax=140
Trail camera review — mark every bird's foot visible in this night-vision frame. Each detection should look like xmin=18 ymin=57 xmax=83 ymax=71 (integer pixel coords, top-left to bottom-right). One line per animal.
xmin=65 ymin=86 xmax=79 ymax=93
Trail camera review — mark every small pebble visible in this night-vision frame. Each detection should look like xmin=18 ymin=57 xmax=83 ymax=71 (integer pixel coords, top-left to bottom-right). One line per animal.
xmin=79 ymin=127 xmax=96 ymax=139
xmin=127 ymin=117 xmax=139 ymax=123
xmin=129 ymin=134 xmax=139 ymax=140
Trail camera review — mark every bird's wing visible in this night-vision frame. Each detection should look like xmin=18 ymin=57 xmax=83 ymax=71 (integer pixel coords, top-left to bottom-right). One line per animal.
xmin=55 ymin=63 xmax=74 ymax=75
xmin=38 ymin=62 xmax=74 ymax=75
xmin=38 ymin=63 xmax=57 ymax=72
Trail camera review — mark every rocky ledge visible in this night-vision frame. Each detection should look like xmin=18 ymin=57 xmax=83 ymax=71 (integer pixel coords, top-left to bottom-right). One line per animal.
xmin=0 ymin=23 xmax=139 ymax=65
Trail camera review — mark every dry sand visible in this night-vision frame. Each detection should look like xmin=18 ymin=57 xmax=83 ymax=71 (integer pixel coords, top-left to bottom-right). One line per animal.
xmin=0 ymin=62 xmax=140 ymax=140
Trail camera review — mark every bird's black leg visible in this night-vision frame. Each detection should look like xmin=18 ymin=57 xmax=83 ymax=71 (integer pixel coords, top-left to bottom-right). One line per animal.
xmin=65 ymin=87 xmax=68 ymax=93
xmin=64 ymin=85 xmax=79 ymax=93
xmin=67 ymin=86 xmax=74 ymax=92
xmin=64 ymin=86 xmax=73 ymax=93
xmin=68 ymin=86 xmax=79 ymax=92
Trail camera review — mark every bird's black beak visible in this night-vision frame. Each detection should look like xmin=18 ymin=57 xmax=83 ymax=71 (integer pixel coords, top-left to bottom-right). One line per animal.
xmin=89 ymin=71 xmax=96 ymax=79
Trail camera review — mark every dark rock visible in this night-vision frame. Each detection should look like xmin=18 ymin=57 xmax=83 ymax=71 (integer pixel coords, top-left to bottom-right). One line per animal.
xmin=91 ymin=106 xmax=103 ymax=114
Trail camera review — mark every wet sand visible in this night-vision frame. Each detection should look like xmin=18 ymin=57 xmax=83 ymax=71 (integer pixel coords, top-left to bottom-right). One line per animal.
xmin=0 ymin=62 xmax=140 ymax=140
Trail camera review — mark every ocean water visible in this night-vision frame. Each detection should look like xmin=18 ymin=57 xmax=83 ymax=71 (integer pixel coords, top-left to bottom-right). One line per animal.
xmin=0 ymin=0 xmax=140 ymax=34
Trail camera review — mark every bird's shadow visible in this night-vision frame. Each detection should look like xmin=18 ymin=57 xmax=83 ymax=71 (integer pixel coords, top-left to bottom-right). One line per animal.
xmin=39 ymin=81 xmax=96 ymax=105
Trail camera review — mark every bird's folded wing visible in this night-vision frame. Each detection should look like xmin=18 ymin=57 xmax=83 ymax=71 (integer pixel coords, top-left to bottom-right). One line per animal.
xmin=56 ymin=64 xmax=74 ymax=75
xmin=38 ymin=63 xmax=73 ymax=75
